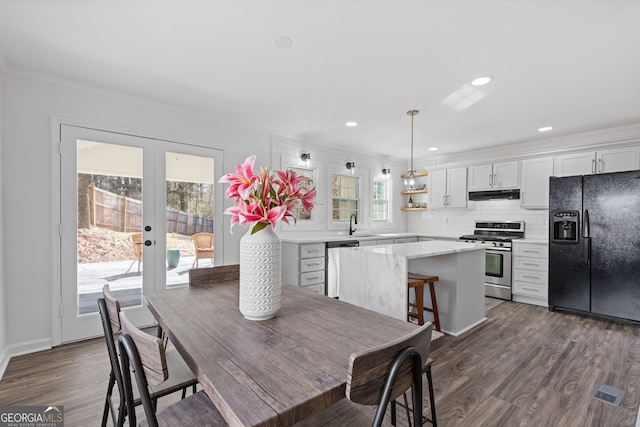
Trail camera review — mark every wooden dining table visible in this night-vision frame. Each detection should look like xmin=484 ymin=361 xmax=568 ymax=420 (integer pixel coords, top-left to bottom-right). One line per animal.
xmin=145 ymin=277 xmax=424 ymax=427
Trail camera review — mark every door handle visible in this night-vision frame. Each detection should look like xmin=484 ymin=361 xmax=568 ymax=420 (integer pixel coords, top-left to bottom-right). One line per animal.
xmin=592 ymin=159 xmax=596 ymax=174
xmin=489 ymin=174 xmax=493 ymax=186
xmin=493 ymin=173 xmax=497 ymax=187
xmin=521 ymin=191 xmax=525 ymax=205
xmin=442 ymin=195 xmax=446 ymax=206
xmin=144 ymin=240 xmax=152 ymax=246
xmin=598 ymin=158 xmax=602 ymax=173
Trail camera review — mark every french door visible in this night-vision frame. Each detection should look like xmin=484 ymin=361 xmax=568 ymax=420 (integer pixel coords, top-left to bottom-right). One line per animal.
xmin=58 ymin=124 xmax=223 ymax=342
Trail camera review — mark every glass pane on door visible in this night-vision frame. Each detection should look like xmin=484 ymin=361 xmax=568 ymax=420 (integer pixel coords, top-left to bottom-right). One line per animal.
xmin=76 ymin=140 xmax=144 ymax=315
xmin=165 ymin=152 xmax=215 ymax=288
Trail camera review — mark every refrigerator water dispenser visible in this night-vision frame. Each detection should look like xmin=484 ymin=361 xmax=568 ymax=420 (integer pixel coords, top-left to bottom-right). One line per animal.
xmin=552 ymin=210 xmax=579 ymax=243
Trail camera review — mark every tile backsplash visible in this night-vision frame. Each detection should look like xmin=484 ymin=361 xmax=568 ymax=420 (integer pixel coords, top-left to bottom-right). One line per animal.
xmin=407 ymin=200 xmax=549 ymax=239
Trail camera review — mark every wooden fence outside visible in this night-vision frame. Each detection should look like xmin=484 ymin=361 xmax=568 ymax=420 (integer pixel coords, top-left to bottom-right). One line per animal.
xmin=92 ymin=186 xmax=213 ymax=235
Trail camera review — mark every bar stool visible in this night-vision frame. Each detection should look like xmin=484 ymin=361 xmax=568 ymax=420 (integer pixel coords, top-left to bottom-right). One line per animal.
xmin=407 ymin=273 xmax=441 ymax=332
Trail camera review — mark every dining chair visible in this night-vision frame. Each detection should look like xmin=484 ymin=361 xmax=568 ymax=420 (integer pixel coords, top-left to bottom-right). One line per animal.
xmin=191 ymin=232 xmax=214 ymax=268
xmin=118 ymin=312 xmax=227 ymax=427
xmin=98 ymin=285 xmax=198 ymax=427
xmin=295 ymin=322 xmax=436 ymax=427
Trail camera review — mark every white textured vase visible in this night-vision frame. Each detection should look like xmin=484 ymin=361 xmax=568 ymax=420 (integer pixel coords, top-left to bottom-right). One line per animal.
xmin=239 ymin=224 xmax=282 ymax=321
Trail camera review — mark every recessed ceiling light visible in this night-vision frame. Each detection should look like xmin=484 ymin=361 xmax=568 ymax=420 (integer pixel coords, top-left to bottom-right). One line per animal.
xmin=428 ymin=147 xmax=439 ymax=151
xmin=538 ymin=126 xmax=553 ymax=132
xmin=273 ymin=36 xmax=293 ymax=49
xmin=345 ymin=122 xmax=358 ymax=127
xmin=471 ymin=76 xmax=493 ymax=86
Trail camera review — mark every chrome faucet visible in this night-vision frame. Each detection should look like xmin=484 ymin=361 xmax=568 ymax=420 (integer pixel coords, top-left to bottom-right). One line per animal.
xmin=349 ymin=214 xmax=357 ymax=235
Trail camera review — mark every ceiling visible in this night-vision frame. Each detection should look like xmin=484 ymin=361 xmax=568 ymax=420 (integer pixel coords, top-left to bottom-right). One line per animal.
xmin=1 ymin=0 xmax=639 ymax=161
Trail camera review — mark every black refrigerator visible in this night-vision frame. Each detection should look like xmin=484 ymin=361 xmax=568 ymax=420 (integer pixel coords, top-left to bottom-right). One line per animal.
xmin=549 ymin=170 xmax=640 ymax=323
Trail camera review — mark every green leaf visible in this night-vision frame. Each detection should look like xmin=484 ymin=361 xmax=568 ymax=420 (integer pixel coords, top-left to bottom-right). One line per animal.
xmin=251 ymin=223 xmax=267 ymax=234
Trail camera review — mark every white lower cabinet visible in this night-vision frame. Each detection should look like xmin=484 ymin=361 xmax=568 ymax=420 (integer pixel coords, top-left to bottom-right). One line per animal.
xmin=512 ymin=242 xmax=548 ymax=306
xmin=282 ymin=242 xmax=326 ymax=294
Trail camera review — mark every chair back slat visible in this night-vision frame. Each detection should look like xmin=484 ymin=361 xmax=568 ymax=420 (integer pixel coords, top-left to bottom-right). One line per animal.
xmin=120 ymin=312 xmax=169 ymax=386
xmin=347 ymin=322 xmax=433 ymax=405
xmin=189 ymin=264 xmax=239 ymax=286
xmin=102 ymin=284 xmax=122 ymax=333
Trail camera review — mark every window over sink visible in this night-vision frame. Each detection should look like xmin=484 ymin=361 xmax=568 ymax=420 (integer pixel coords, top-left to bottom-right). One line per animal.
xmin=372 ymin=179 xmax=390 ymax=221
xmin=331 ymin=174 xmax=359 ymax=220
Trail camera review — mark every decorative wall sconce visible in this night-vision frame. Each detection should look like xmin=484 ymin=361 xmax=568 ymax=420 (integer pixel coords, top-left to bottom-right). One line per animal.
xmin=381 ymin=168 xmax=391 ymax=176
xmin=346 ymin=161 xmax=356 ymax=175
xmin=300 ymin=153 xmax=311 ymax=167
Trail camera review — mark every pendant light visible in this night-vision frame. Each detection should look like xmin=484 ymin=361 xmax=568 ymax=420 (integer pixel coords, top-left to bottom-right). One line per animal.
xmin=404 ymin=110 xmax=419 ymax=189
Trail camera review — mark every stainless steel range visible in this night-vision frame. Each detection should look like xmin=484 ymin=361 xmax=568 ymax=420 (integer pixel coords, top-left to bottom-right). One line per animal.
xmin=460 ymin=220 xmax=525 ymax=300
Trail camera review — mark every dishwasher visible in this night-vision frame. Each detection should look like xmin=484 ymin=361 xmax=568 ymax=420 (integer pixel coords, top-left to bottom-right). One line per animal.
xmin=326 ymin=240 xmax=359 ymax=298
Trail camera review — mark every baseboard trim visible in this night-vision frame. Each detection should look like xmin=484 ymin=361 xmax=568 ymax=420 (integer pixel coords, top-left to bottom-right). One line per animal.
xmin=443 ymin=317 xmax=487 ymax=337
xmin=512 ymin=294 xmax=548 ymax=307
xmin=0 ymin=338 xmax=53 ymax=380
xmin=0 ymin=347 xmax=8 ymax=381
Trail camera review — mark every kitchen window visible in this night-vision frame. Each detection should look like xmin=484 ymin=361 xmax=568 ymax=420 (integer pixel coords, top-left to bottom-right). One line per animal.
xmin=287 ymin=166 xmax=315 ymax=221
xmin=372 ymin=179 xmax=389 ymax=221
xmin=331 ymin=174 xmax=358 ymax=220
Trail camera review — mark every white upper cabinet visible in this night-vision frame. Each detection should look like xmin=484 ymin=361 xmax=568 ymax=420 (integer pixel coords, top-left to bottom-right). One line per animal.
xmin=553 ymin=146 xmax=640 ymax=177
xmin=468 ymin=160 xmax=519 ymax=191
xmin=429 ymin=167 xmax=467 ymax=209
xmin=520 ymin=157 xmax=554 ymax=209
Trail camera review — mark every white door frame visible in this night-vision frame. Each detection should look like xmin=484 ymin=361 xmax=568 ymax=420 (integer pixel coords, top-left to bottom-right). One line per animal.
xmin=51 ymin=117 xmax=225 ymax=345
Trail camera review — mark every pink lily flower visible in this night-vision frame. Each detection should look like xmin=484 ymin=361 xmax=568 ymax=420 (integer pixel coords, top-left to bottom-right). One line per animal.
xmin=218 ymin=155 xmax=257 ymax=200
xmin=220 ymin=155 xmax=316 ymax=234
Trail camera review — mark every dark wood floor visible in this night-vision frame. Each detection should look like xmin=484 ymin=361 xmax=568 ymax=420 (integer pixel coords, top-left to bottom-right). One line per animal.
xmin=429 ymin=301 xmax=640 ymax=426
xmin=1 ymin=301 xmax=639 ymax=426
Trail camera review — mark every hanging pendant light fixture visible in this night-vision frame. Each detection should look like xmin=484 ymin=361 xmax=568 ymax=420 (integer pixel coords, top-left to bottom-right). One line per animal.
xmin=404 ymin=110 xmax=419 ymax=189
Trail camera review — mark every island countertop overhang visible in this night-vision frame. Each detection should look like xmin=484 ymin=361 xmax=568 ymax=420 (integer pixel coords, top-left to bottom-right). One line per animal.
xmin=349 ymin=240 xmax=484 ymax=259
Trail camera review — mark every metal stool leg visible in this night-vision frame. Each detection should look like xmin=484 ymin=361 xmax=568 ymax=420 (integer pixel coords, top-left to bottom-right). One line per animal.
xmin=426 ymin=366 xmax=437 ymax=426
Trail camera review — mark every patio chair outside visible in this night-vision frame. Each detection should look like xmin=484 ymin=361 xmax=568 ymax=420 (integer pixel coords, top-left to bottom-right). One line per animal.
xmin=192 ymin=232 xmax=214 ymax=268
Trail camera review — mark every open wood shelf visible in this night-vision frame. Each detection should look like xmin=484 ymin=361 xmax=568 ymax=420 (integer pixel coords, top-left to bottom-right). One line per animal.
xmin=400 ymin=171 xmax=429 ymax=178
xmin=400 ymin=207 xmax=428 ymax=211
xmin=400 ymin=189 xmax=428 ymax=195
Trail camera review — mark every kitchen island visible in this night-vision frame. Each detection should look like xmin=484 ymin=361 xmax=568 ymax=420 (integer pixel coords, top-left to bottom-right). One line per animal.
xmin=338 ymin=240 xmax=485 ymax=336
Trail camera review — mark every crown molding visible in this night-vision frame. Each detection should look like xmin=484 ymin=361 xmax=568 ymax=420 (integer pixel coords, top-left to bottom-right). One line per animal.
xmin=2 ymin=66 xmax=300 ymax=140
xmin=424 ymin=122 xmax=640 ymax=169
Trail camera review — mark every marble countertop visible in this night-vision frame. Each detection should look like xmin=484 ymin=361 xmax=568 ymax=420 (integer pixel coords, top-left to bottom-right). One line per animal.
xmin=350 ymin=240 xmax=484 ymax=259
xmin=280 ymin=232 xmax=413 ymax=244
xmin=279 ymin=232 xmax=462 ymax=244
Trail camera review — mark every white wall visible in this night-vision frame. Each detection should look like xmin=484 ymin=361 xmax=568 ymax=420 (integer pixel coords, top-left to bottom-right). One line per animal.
xmin=273 ymin=136 xmax=409 ymax=237
xmin=1 ymin=71 xmax=274 ymax=351
xmin=408 ymin=200 xmax=548 ymax=239
xmin=0 ymin=69 xmax=8 ymax=376
xmin=0 ymin=70 xmax=404 ymax=356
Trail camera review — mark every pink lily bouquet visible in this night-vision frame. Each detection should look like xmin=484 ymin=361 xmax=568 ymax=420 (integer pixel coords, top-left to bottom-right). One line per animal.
xmin=219 ymin=155 xmax=316 ymax=234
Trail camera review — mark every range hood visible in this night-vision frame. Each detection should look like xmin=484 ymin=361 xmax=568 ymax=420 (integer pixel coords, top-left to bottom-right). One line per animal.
xmin=468 ymin=189 xmax=520 ymax=201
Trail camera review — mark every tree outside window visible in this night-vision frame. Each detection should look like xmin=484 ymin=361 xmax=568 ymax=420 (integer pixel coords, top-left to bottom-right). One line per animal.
xmin=331 ymin=174 xmax=358 ymax=220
